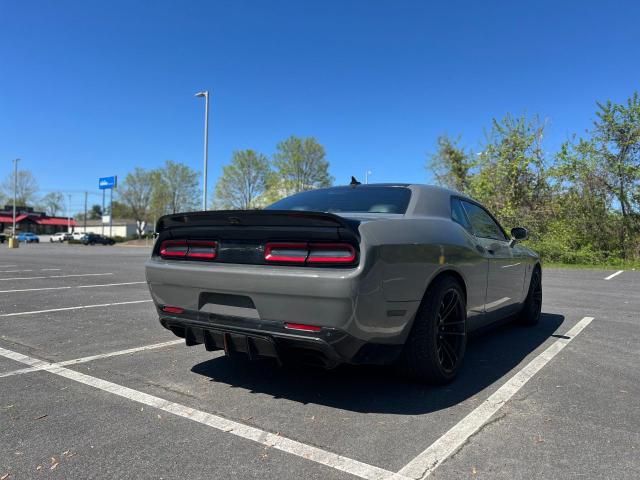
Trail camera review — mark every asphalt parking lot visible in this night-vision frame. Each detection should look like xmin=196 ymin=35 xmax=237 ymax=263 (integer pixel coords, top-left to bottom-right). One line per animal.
xmin=0 ymin=244 xmax=638 ymax=479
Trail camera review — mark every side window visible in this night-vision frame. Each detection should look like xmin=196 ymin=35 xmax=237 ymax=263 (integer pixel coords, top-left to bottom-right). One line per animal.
xmin=450 ymin=198 xmax=472 ymax=232
xmin=461 ymin=201 xmax=507 ymax=241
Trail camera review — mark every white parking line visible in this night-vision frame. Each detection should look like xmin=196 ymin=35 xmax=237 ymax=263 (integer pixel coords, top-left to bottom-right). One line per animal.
xmin=0 ymin=299 xmax=152 ymax=317
xmin=40 ymin=268 xmax=61 ymax=271
xmin=0 ymin=265 xmax=17 ymax=268
xmin=0 ymin=272 xmax=114 ymax=281
xmin=0 ymin=345 xmax=408 ymax=480
xmin=0 ymin=281 xmax=146 ymax=294
xmin=0 ymin=269 xmax=33 ymax=273
xmin=0 ymin=339 xmax=183 ymax=378
xmin=604 ymin=270 xmax=623 ymax=280
xmin=398 ymin=316 xmax=594 ymax=479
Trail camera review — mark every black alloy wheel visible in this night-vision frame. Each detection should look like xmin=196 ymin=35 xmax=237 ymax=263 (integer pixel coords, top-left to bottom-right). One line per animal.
xmin=436 ymin=288 xmax=466 ymax=374
xmin=398 ymin=275 xmax=467 ymax=384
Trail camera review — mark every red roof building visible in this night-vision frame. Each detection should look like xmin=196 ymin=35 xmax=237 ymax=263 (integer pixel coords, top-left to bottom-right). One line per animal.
xmin=0 ymin=206 xmax=76 ymax=235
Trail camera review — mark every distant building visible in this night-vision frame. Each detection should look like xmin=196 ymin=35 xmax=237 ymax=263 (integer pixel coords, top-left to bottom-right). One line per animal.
xmin=77 ymin=219 xmax=152 ymax=238
xmin=0 ymin=205 xmax=76 ymax=235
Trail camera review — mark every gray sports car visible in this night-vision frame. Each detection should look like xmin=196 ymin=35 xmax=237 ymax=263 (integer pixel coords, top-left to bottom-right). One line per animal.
xmin=145 ymin=183 xmax=542 ymax=383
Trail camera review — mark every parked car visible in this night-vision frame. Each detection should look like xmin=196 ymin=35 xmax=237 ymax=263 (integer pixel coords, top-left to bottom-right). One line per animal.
xmin=82 ymin=233 xmax=115 ymax=245
xmin=146 ymin=183 xmax=541 ymax=384
xmin=16 ymin=232 xmax=40 ymax=243
xmin=50 ymin=232 xmax=72 ymax=242
xmin=0 ymin=233 xmax=6 ymax=244
xmin=71 ymin=231 xmax=87 ymax=241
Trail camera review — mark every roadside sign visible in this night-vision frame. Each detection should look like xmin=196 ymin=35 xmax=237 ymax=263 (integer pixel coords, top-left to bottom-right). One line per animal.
xmin=102 ymin=215 xmax=111 ymax=225
xmin=99 ymin=176 xmax=117 ymax=190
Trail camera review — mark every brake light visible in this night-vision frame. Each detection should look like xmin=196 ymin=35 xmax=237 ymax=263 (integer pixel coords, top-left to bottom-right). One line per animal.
xmin=185 ymin=240 xmax=217 ymax=260
xmin=159 ymin=240 xmax=188 ymax=258
xmin=162 ymin=305 xmax=184 ymax=314
xmin=264 ymin=242 xmax=357 ymax=265
xmin=284 ymin=322 xmax=322 ymax=332
xmin=264 ymin=242 xmax=308 ymax=263
xmin=159 ymin=240 xmax=217 ymax=260
xmin=307 ymin=243 xmax=356 ymax=264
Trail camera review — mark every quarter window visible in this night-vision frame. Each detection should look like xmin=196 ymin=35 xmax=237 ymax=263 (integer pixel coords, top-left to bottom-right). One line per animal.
xmin=451 ymin=198 xmax=472 ymax=231
xmin=461 ymin=201 xmax=507 ymax=241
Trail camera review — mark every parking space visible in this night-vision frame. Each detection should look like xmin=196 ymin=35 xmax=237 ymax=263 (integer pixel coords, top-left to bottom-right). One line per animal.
xmin=1 ymin=244 xmax=638 ymax=479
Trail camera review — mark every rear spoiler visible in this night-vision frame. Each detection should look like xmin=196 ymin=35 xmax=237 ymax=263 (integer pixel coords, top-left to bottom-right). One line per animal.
xmin=156 ymin=210 xmax=358 ymax=234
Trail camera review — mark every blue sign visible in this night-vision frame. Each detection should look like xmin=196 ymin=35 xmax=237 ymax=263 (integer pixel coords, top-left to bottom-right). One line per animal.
xmin=99 ymin=176 xmax=117 ymax=190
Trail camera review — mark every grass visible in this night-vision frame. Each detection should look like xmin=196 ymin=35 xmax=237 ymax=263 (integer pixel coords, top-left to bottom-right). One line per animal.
xmin=543 ymin=261 xmax=640 ymax=270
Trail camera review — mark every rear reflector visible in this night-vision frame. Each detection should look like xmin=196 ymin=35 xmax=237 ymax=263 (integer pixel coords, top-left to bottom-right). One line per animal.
xmin=159 ymin=240 xmax=217 ymax=260
xmin=264 ymin=242 xmax=356 ymax=265
xmin=284 ymin=322 xmax=322 ymax=332
xmin=161 ymin=305 xmax=184 ymax=314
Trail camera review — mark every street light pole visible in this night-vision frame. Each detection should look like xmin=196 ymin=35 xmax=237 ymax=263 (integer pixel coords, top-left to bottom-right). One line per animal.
xmin=67 ymin=194 xmax=71 ymax=231
xmin=195 ymin=90 xmax=210 ymax=211
xmin=12 ymin=158 xmax=19 ymax=237
xmin=365 ymin=170 xmax=372 ymax=184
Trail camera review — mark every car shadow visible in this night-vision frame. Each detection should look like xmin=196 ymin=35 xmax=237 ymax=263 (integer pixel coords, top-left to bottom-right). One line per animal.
xmin=190 ymin=312 xmax=564 ymax=414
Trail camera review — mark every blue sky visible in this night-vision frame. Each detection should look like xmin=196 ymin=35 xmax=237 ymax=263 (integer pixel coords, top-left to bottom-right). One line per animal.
xmin=1 ymin=0 xmax=639 ymax=211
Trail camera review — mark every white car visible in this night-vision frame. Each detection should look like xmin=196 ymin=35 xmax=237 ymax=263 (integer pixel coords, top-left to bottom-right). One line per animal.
xmin=50 ymin=232 xmax=71 ymax=242
xmin=71 ymin=231 xmax=87 ymax=240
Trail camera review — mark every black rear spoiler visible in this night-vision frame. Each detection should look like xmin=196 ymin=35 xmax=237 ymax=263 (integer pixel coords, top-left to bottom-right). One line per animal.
xmin=156 ymin=210 xmax=358 ymax=234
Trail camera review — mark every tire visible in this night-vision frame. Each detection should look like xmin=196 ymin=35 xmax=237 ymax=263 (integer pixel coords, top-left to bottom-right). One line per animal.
xmin=398 ymin=275 xmax=467 ymax=384
xmin=519 ymin=267 xmax=542 ymax=326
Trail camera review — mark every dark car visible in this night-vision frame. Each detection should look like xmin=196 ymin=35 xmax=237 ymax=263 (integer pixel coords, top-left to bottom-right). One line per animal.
xmin=82 ymin=233 xmax=115 ymax=246
xmin=146 ymin=184 xmax=542 ymax=384
xmin=0 ymin=233 xmax=6 ymax=244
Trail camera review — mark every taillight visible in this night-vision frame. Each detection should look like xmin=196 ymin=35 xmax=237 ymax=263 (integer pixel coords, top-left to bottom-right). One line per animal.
xmin=185 ymin=240 xmax=217 ymax=260
xmin=307 ymin=243 xmax=356 ymax=264
xmin=159 ymin=240 xmax=188 ymax=258
xmin=159 ymin=240 xmax=217 ymax=260
xmin=264 ymin=242 xmax=357 ymax=265
xmin=264 ymin=242 xmax=308 ymax=263
xmin=284 ymin=322 xmax=322 ymax=332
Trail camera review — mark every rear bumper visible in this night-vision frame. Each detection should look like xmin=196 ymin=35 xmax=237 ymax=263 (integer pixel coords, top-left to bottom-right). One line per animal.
xmin=159 ymin=310 xmax=403 ymax=368
xmin=146 ymin=257 xmax=421 ymax=346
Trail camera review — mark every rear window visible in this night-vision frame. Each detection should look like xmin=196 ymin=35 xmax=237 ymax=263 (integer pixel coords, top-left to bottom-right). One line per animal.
xmin=266 ymin=186 xmax=412 ymax=214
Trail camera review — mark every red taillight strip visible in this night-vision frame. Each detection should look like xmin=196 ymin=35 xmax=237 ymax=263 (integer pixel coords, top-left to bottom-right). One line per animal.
xmin=284 ymin=322 xmax=322 ymax=332
xmin=264 ymin=242 xmax=308 ymax=263
xmin=307 ymin=243 xmax=356 ymax=264
xmin=162 ymin=305 xmax=184 ymax=314
xmin=264 ymin=242 xmax=357 ymax=265
xmin=185 ymin=240 xmax=217 ymax=259
xmin=159 ymin=240 xmax=188 ymax=258
xmin=159 ymin=240 xmax=217 ymax=260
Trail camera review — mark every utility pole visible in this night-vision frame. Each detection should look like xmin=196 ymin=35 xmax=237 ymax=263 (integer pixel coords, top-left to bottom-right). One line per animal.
xmin=195 ymin=90 xmax=210 ymax=210
xmin=109 ymin=187 xmax=113 ymax=238
xmin=12 ymin=158 xmax=19 ymax=238
xmin=101 ymin=189 xmax=105 ymax=236
xmin=67 ymin=194 xmax=71 ymax=231
xmin=365 ymin=170 xmax=372 ymax=184
xmin=83 ymin=191 xmax=88 ymax=233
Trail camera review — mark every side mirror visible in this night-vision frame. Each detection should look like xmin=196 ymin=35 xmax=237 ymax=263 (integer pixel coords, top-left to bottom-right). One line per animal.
xmin=510 ymin=227 xmax=528 ymax=245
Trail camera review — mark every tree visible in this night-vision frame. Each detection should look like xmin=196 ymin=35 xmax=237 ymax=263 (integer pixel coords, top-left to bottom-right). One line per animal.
xmin=88 ymin=204 xmax=102 ymax=220
xmin=214 ymin=150 xmax=271 ymax=209
xmin=1 ymin=170 xmax=38 ymax=206
xmin=428 ymin=136 xmax=473 ymax=192
xmin=590 ymin=93 xmax=640 ymax=259
xmin=111 ymin=200 xmax=134 ymax=219
xmin=152 ymin=160 xmax=200 ymax=215
xmin=40 ymin=192 xmax=65 ymax=216
xmin=272 ymin=136 xmax=332 ymax=195
xmin=468 ymin=114 xmax=550 ymax=230
xmin=118 ymin=168 xmax=156 ymax=237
